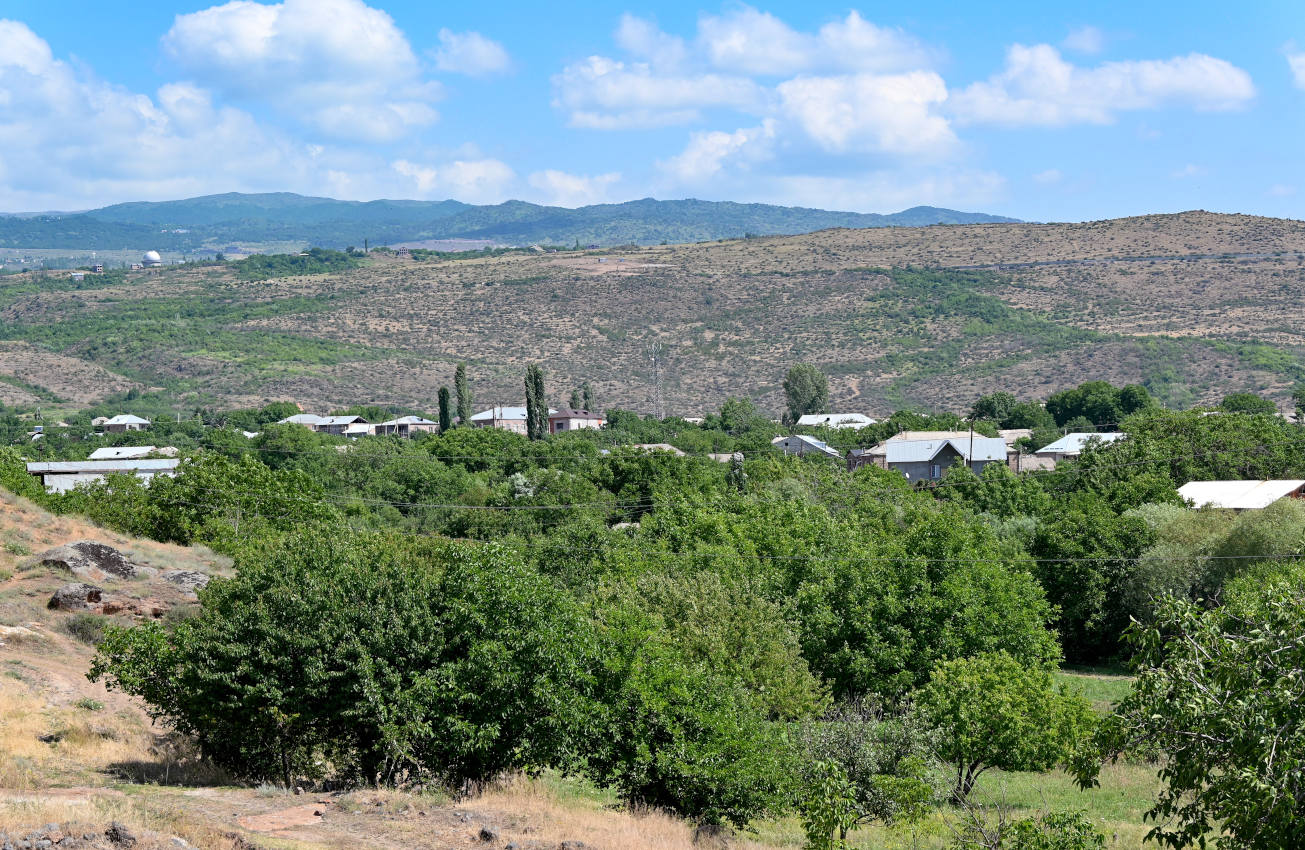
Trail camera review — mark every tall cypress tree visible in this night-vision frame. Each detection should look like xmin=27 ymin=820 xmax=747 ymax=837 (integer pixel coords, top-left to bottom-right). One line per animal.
xmin=581 ymin=381 xmax=595 ymax=411
xmin=454 ymin=363 xmax=472 ymax=425
xmin=569 ymin=388 xmax=582 ymax=410
xmin=525 ymin=364 xmax=547 ymax=440
xmin=437 ymin=386 xmax=452 ymax=432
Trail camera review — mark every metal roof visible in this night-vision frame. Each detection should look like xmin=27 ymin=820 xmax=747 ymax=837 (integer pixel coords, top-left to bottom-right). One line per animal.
xmin=103 ymin=414 xmax=150 ymax=426
xmin=320 ymin=415 xmax=368 ymax=426
xmin=88 ymin=446 xmax=157 ymax=460
xmin=278 ymin=414 xmax=327 ymax=426
xmin=471 ymin=406 xmax=526 ymax=421
xmin=881 ymin=436 xmax=1008 ymax=464
xmin=1035 ymin=432 xmax=1126 ymax=455
xmin=1177 ymin=480 xmax=1305 ymax=510
xmin=378 ymin=415 xmax=436 ymax=426
xmin=796 ymin=413 xmax=877 ymax=429
xmin=772 ymin=434 xmax=842 ymax=457
xmin=27 ymin=459 xmax=180 ymax=474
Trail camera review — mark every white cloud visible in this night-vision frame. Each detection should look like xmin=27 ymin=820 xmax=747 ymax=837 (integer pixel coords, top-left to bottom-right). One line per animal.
xmin=1062 ymin=26 xmax=1104 ymax=55
xmin=1288 ymin=50 xmax=1305 ymax=90
xmin=1033 ymin=169 xmax=1063 ymax=185
xmin=552 ymin=55 xmax=762 ymax=128
xmin=697 ymin=7 xmax=932 ymax=76
xmin=163 ymin=0 xmax=441 ymax=140
xmin=659 ymin=121 xmax=776 ymax=182
xmin=1171 ymin=163 xmax=1205 ymax=179
xmin=953 ymin=44 xmax=1255 ymax=126
xmin=392 ymin=158 xmax=515 ymax=203
xmin=433 ymin=29 xmax=511 ymax=76
xmin=527 ymin=170 xmax=621 ymax=207
xmin=1268 ymin=184 xmax=1296 ymax=197
xmin=615 ymin=14 xmax=688 ymax=70
xmin=0 ymin=19 xmax=319 ymax=210
xmin=776 ymin=72 xmax=955 ymax=156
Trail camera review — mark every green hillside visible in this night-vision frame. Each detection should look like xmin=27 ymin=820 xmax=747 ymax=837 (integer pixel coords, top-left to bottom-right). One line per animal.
xmin=0 ymin=192 xmax=1019 ymax=251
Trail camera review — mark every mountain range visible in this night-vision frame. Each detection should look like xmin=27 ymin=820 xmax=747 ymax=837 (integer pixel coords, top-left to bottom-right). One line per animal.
xmin=0 ymin=192 xmax=1018 ymax=251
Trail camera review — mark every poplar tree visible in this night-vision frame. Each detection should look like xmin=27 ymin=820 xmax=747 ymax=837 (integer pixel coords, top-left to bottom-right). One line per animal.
xmin=454 ymin=363 xmax=472 ymax=425
xmin=438 ymin=387 xmax=452 ymax=432
xmin=525 ymin=364 xmax=547 ymax=440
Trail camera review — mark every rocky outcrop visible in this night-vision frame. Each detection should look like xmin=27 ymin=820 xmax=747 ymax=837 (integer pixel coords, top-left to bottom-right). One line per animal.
xmin=38 ymin=542 xmax=154 ymax=582
xmin=48 ymin=583 xmax=103 ymax=611
xmin=159 ymin=571 xmax=209 ymax=596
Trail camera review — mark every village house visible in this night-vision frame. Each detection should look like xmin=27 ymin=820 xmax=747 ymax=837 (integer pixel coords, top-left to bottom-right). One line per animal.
xmin=772 ymin=434 xmax=842 ymax=460
xmin=374 ymin=415 xmax=439 ymax=438
xmin=795 ymin=413 xmax=877 ymax=429
xmin=277 ymin=413 xmax=328 ymax=429
xmin=847 ymin=431 xmax=1016 ymax=480
xmin=1034 ymin=432 xmax=1126 ymax=464
xmin=1177 ymin=480 xmax=1305 ymax=510
xmin=98 ymin=414 xmax=151 ymax=433
xmin=315 ymin=415 xmax=372 ymax=437
xmin=26 ymin=458 xmax=180 ymax=494
xmin=548 ymin=408 xmax=605 ymax=434
xmin=470 ymin=406 xmax=531 ymax=434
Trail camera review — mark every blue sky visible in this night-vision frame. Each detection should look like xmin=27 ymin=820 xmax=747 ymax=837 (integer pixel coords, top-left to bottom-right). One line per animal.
xmin=0 ymin=0 xmax=1301 ymax=220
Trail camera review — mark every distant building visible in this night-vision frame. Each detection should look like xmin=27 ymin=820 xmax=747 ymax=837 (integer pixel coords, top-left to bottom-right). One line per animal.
xmin=69 ymin=272 xmax=84 ymax=282
xmin=549 ymin=408 xmax=605 ymax=434
xmin=91 ymin=264 xmax=104 ymax=273
xmin=277 ymin=413 xmax=329 ymax=429
xmin=772 ymin=434 xmax=842 ymax=460
xmin=848 ymin=431 xmax=1015 ymax=480
xmin=98 ymin=414 xmax=151 ymax=433
xmin=316 ymin=415 xmax=370 ymax=437
xmin=471 ymin=405 xmax=558 ymax=435
xmin=142 ymin=250 xmax=163 ymax=268
xmin=1177 ymin=480 xmax=1305 ymax=511
xmin=375 ymin=415 xmax=439 ymax=438
xmin=1034 ymin=432 xmax=1126 ymax=464
xmin=796 ymin=413 xmax=877 ymax=430
xmin=26 ymin=458 xmax=180 ymax=494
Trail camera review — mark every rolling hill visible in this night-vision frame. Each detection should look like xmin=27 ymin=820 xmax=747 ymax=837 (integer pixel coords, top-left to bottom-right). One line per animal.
xmin=0 ymin=192 xmax=1017 ymax=251
xmin=1 ymin=210 xmax=1303 ymax=417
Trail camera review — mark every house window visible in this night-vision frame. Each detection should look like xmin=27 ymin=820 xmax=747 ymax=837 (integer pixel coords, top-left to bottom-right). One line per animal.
xmin=930 ymin=463 xmax=941 ymax=479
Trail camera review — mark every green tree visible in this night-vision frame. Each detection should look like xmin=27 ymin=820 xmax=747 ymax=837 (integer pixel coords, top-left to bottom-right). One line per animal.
xmin=1219 ymin=391 xmax=1277 ymax=415
xmin=569 ymin=387 xmax=583 ymax=410
xmin=1292 ymin=382 xmax=1305 ymax=423
xmin=916 ymin=652 xmax=1094 ymax=803
xmin=581 ymin=381 xmax=595 ymax=411
xmin=970 ymin=392 xmax=1019 ymax=424
xmin=437 ymin=386 xmax=452 ymax=432
xmin=525 ymin=364 xmax=548 ymax=440
xmin=1074 ymin=586 xmax=1305 ymax=850
xmin=90 ymin=532 xmax=596 ymax=788
xmin=783 ymin=364 xmax=830 ymax=425
xmin=454 ymin=362 xmax=472 ymax=425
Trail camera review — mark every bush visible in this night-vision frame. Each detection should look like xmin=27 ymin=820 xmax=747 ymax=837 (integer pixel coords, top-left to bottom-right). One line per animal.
xmin=90 ymin=531 xmax=597 ymax=788
xmin=62 ymin=612 xmax=109 ymax=646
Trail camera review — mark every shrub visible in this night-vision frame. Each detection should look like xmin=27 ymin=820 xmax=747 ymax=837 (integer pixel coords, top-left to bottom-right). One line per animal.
xmin=62 ymin=613 xmax=109 ymax=646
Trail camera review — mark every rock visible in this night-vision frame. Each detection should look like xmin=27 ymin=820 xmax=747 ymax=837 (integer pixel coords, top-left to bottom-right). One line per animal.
xmin=559 ymin=843 xmax=588 ymax=850
xmin=39 ymin=542 xmax=152 ymax=582
xmin=104 ymin=821 xmax=136 ymax=847
xmin=169 ymin=838 xmax=195 ymax=848
xmin=48 ymin=583 xmax=103 ymax=611
xmin=478 ymin=826 xmax=499 ymax=843
xmin=160 ymin=571 xmax=209 ymax=595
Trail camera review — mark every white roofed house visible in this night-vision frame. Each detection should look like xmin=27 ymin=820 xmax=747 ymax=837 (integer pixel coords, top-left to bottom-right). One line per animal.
xmin=772 ymin=434 xmax=842 ymax=460
xmin=1034 ymin=432 xmax=1126 ymax=464
xmin=99 ymin=414 xmax=151 ymax=433
xmin=313 ymin=415 xmax=371 ymax=437
xmin=88 ymin=446 xmax=164 ymax=460
xmin=277 ymin=413 xmax=329 ymax=430
xmin=470 ymin=406 xmax=532 ymax=434
xmin=1177 ymin=480 xmax=1305 ymax=511
xmin=795 ymin=413 xmax=877 ymax=430
xmin=847 ymin=431 xmax=1015 ymax=481
xmin=26 ymin=458 xmax=180 ymax=494
xmin=375 ymin=415 xmax=439 ymax=438
xmin=548 ymin=409 xmax=605 ymax=434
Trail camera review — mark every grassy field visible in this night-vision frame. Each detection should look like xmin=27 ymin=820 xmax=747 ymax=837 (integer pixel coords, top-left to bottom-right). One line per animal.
xmin=1 ymin=211 xmax=1304 ymax=419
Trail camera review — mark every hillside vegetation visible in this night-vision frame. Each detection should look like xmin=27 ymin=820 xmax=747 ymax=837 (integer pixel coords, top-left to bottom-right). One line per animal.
xmin=0 ymin=210 xmax=1302 ymax=417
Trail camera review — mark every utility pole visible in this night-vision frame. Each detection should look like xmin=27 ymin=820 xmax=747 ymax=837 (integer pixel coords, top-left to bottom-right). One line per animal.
xmin=968 ymin=420 xmax=974 ymax=473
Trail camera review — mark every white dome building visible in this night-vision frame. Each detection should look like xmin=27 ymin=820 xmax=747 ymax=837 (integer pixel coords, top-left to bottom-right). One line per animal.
xmin=142 ymin=250 xmax=163 ymax=267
